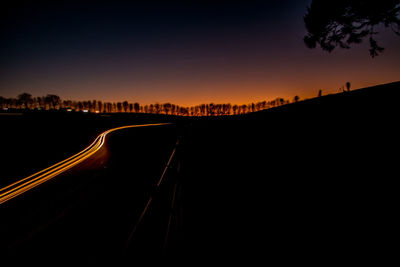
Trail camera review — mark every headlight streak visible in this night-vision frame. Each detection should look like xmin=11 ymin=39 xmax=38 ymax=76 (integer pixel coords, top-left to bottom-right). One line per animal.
xmin=0 ymin=123 xmax=171 ymax=205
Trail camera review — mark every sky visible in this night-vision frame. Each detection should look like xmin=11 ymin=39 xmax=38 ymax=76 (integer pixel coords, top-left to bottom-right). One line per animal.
xmin=1 ymin=0 xmax=399 ymax=106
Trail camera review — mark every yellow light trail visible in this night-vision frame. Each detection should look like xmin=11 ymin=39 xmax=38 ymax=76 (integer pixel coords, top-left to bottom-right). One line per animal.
xmin=0 ymin=123 xmax=171 ymax=205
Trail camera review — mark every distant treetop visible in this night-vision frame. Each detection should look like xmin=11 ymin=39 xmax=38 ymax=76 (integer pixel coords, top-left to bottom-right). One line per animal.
xmin=304 ymin=0 xmax=400 ymax=57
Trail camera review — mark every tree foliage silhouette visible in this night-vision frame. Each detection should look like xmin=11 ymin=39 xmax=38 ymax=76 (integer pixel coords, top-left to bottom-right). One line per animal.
xmin=346 ymin=82 xmax=351 ymax=91
xmin=17 ymin=93 xmax=32 ymax=109
xmin=304 ymin=0 xmax=400 ymax=57
xmin=1 ymin=92 xmax=292 ymax=116
xmin=122 ymin=101 xmax=129 ymax=112
xmin=45 ymin=94 xmax=60 ymax=109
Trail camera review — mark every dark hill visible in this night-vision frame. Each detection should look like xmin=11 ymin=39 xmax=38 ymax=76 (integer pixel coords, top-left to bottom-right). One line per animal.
xmin=250 ymin=80 xmax=399 ymax=118
xmin=176 ymin=81 xmax=399 ymax=264
xmin=0 ymin=81 xmax=397 ymax=264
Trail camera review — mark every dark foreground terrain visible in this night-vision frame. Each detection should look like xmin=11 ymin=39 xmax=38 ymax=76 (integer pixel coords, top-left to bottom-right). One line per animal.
xmin=1 ymin=81 xmax=398 ymax=265
xmin=176 ymin=81 xmax=399 ymax=264
xmin=1 ymin=123 xmax=179 ymax=265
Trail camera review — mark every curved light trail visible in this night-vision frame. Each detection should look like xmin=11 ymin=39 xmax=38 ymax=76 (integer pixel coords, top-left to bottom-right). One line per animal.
xmin=0 ymin=123 xmax=171 ymax=205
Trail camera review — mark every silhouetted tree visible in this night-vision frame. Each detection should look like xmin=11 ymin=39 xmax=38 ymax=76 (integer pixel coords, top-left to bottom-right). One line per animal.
xmin=45 ymin=94 xmax=60 ymax=109
xmin=163 ymin=103 xmax=172 ymax=115
xmin=275 ymin=98 xmax=285 ymax=106
xmin=223 ymin=103 xmax=232 ymax=115
xmin=17 ymin=93 xmax=32 ymax=109
xmin=304 ymin=0 xmax=400 ymax=57
xmin=0 ymin=91 xmax=295 ymax=116
xmin=92 ymin=100 xmax=97 ymax=112
xmin=83 ymin=101 xmax=89 ymax=110
xmin=154 ymin=103 xmax=161 ymax=114
xmin=98 ymin=101 xmax=103 ymax=112
xmin=134 ymin=102 xmax=140 ymax=113
xmin=346 ymin=82 xmax=351 ymax=91
xmin=232 ymin=105 xmax=238 ymax=115
xmin=35 ymin=97 xmax=43 ymax=109
xmin=240 ymin=104 xmax=247 ymax=114
xmin=117 ymin=102 xmax=122 ymax=112
xmin=0 ymin=96 xmax=5 ymax=108
xmin=198 ymin=104 xmax=205 ymax=116
xmin=10 ymin=98 xmax=17 ymax=108
xmin=122 ymin=101 xmax=129 ymax=112
xmin=106 ymin=102 xmax=112 ymax=113
xmin=294 ymin=95 xmax=300 ymax=102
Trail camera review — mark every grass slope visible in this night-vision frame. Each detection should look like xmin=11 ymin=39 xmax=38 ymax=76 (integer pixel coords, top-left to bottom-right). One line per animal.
xmin=177 ymin=81 xmax=399 ymax=263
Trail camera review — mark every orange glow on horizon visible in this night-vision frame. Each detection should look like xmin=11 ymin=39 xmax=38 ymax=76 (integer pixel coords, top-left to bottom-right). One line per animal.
xmin=57 ymin=77 xmax=399 ymax=108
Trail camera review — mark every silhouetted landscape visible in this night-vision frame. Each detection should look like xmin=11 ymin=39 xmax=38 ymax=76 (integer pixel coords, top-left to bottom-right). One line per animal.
xmin=1 ymin=81 xmax=399 ymax=264
xmin=1 ymin=93 xmax=291 ymax=115
xmin=1 ymin=0 xmax=399 ymax=265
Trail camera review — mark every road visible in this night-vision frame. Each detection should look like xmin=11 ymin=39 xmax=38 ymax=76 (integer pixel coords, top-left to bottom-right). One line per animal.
xmin=0 ymin=123 xmax=179 ymax=265
xmin=0 ymin=123 xmax=170 ymax=205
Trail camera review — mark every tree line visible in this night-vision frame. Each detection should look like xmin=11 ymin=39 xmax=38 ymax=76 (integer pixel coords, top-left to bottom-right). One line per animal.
xmin=0 ymin=93 xmax=292 ymax=116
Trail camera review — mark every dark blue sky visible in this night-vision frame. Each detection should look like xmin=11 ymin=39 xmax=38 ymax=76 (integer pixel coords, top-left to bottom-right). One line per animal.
xmin=1 ymin=0 xmax=399 ymax=105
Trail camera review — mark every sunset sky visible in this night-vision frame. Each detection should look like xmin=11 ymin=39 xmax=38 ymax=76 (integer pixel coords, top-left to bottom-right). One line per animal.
xmin=1 ymin=0 xmax=399 ymax=106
